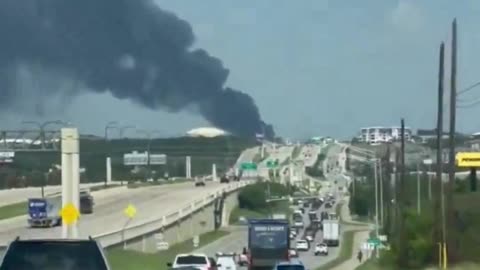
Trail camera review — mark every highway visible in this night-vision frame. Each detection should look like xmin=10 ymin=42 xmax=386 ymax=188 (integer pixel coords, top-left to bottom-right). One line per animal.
xmin=0 ymin=183 xmax=108 ymax=207
xmin=194 ymin=184 xmax=344 ymax=270
xmin=195 ymin=148 xmax=349 ymax=270
xmin=296 ymin=144 xmax=322 ymax=167
xmin=0 ymin=145 xmax=265 ymax=245
xmin=0 ymin=180 xmax=242 ymax=245
xmin=257 ymin=145 xmax=295 ymax=178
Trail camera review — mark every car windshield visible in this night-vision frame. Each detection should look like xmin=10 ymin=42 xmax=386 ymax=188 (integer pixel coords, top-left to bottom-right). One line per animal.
xmin=0 ymin=241 xmax=108 ymax=270
xmin=277 ymin=265 xmax=305 ymax=270
xmin=176 ymin=256 xmax=207 ymax=265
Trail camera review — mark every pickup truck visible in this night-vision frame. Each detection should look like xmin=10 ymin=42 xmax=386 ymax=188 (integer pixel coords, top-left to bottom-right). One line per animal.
xmin=0 ymin=237 xmax=110 ymax=270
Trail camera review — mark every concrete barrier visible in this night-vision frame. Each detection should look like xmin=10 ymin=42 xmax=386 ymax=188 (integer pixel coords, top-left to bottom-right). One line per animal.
xmin=93 ymin=180 xmax=251 ymax=248
xmin=0 ymin=181 xmax=252 ymax=254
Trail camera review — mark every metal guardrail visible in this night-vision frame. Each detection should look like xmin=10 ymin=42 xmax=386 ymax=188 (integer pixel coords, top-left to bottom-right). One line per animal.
xmin=0 ymin=181 xmax=251 ymax=250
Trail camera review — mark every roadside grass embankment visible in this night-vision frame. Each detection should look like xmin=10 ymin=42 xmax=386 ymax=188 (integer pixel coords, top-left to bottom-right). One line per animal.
xmin=107 ymin=230 xmax=229 ymax=270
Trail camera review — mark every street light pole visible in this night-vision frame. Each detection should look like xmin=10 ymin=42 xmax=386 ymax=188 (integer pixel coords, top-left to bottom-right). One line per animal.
xmin=104 ymin=121 xmax=118 ymax=187
xmin=137 ymin=129 xmax=161 ymax=181
xmin=119 ymin=125 xmax=135 ymax=139
xmin=104 ymin=121 xmax=118 ymax=141
xmin=22 ymin=120 xmax=65 ymax=149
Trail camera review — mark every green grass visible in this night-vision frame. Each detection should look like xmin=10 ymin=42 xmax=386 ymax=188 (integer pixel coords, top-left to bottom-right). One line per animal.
xmin=126 ymin=179 xmax=189 ymax=189
xmin=0 ymin=136 xmax=255 ymax=190
xmin=315 ymin=230 xmax=359 ymax=270
xmin=292 ymin=146 xmax=302 ymax=159
xmin=229 ymin=201 xmax=292 ymax=224
xmin=107 ymin=230 xmax=230 ymax=270
xmin=355 ymin=259 xmax=385 ymax=270
xmin=0 ymin=201 xmax=26 ymax=220
xmin=314 ymin=202 xmax=371 ymax=270
xmin=252 ymin=151 xmax=268 ymax=163
xmin=355 ymin=259 xmax=480 ymax=270
xmin=90 ymin=184 xmax=121 ymax=192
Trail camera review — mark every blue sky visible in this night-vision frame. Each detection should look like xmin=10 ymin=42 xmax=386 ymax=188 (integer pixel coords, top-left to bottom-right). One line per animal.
xmin=3 ymin=0 xmax=480 ymax=139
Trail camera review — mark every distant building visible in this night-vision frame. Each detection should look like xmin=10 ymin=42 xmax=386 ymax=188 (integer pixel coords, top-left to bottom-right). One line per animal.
xmin=186 ymin=127 xmax=228 ymax=138
xmin=358 ymin=126 xmax=412 ymax=144
xmin=416 ymin=129 xmax=449 ymax=143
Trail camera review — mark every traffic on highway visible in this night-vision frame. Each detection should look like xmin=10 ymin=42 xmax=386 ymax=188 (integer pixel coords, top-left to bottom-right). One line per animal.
xmin=0 ymin=141 xmax=349 ymax=270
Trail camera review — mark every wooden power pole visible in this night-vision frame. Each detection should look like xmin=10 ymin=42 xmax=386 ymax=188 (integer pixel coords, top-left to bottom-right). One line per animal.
xmin=447 ymin=18 xmax=458 ymax=263
xmin=436 ymin=41 xmax=446 ymax=265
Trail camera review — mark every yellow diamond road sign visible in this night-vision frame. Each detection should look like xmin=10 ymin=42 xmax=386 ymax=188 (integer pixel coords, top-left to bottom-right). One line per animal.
xmin=59 ymin=203 xmax=80 ymax=225
xmin=124 ymin=204 xmax=137 ymax=218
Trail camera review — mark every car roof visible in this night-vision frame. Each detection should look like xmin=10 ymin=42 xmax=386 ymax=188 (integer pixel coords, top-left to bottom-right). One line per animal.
xmin=175 ymin=253 xmax=207 ymax=257
xmin=10 ymin=238 xmax=97 ymax=243
xmin=276 ymin=259 xmax=304 ymax=266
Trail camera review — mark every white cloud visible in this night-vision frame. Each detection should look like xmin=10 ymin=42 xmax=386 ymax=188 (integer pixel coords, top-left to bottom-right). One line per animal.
xmin=389 ymin=0 xmax=424 ymax=32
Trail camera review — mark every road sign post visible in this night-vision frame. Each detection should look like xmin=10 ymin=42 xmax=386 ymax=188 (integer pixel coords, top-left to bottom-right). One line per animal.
xmin=122 ymin=203 xmax=137 ymax=249
xmin=193 ymin=235 xmax=199 ymax=248
xmin=154 ymin=233 xmax=169 ymax=250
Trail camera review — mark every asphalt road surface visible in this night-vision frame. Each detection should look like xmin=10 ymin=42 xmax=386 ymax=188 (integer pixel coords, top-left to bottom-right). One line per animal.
xmin=0 ymin=181 xmax=236 ymax=245
xmin=194 ymin=187 xmax=344 ymax=270
xmin=0 ymin=183 xmax=106 ymax=207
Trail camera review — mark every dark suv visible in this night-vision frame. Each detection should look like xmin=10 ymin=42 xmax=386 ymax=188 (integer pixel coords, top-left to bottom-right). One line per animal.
xmin=0 ymin=237 xmax=110 ymax=270
xmin=220 ymin=175 xmax=229 ymax=183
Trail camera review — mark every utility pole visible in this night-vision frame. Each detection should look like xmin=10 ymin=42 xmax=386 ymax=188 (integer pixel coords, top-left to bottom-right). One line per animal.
xmin=417 ymin=162 xmax=421 ymax=214
xmin=379 ymin=158 xmax=384 ymax=226
xmin=397 ymin=118 xmax=407 ymax=266
xmin=373 ymin=158 xmax=380 ymax=259
xmin=446 ymin=18 xmax=458 ymax=264
xmin=374 ymin=159 xmax=379 ymax=238
xmin=436 ymin=41 xmax=447 ymax=268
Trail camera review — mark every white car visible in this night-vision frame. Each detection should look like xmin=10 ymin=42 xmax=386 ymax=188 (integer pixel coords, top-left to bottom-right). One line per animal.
xmin=295 ymin=240 xmax=309 ymax=251
xmin=314 ymin=243 xmax=328 ymax=256
xmin=305 ymin=235 xmax=314 ymax=242
xmin=169 ymin=253 xmax=211 ymax=270
xmin=216 ymin=256 xmax=236 ymax=270
xmin=289 ymin=249 xmax=299 ymax=258
xmin=293 ymin=221 xmax=304 ymax=228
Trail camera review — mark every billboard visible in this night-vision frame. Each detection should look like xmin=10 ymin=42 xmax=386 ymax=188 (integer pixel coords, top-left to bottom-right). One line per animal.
xmin=456 ymin=152 xmax=480 ymax=167
xmin=0 ymin=152 xmax=14 ymax=163
xmin=123 ymin=151 xmax=167 ymax=166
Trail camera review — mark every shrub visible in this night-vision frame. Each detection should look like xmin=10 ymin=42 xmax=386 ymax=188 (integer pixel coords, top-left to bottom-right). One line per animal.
xmin=237 ymin=182 xmax=291 ymax=211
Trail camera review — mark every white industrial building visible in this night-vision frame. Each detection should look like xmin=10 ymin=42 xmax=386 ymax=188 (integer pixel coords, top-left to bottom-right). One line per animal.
xmin=185 ymin=127 xmax=228 ymax=138
xmin=358 ymin=126 xmax=412 ymax=144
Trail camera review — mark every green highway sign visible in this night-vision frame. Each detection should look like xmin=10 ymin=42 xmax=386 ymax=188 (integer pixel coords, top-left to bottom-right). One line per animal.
xmin=241 ymin=162 xmax=257 ymax=170
xmin=367 ymin=238 xmax=381 ymax=246
xmin=266 ymin=159 xmax=279 ymax=168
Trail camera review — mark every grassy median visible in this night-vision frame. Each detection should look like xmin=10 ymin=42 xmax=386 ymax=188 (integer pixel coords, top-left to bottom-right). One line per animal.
xmin=229 ymin=200 xmax=291 ymax=224
xmin=107 ymin=230 xmax=229 ymax=270
xmin=315 ymin=229 xmax=358 ymax=270
xmin=0 ymin=201 xmax=26 ymax=220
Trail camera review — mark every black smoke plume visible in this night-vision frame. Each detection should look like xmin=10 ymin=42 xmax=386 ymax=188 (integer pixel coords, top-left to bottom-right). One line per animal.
xmin=0 ymin=0 xmax=274 ymax=138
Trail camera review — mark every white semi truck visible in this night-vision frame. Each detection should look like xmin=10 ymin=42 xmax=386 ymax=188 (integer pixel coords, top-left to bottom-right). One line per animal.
xmin=322 ymin=219 xmax=340 ymax=246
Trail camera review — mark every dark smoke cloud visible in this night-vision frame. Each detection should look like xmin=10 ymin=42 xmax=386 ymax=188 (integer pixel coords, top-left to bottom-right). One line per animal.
xmin=0 ymin=0 xmax=274 ymax=138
